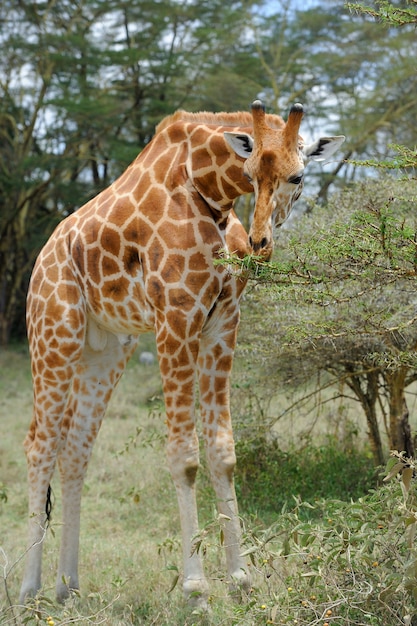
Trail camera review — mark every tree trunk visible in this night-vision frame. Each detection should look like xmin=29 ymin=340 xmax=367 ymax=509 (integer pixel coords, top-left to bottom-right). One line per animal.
xmin=363 ymin=399 xmax=385 ymax=466
xmin=0 ymin=199 xmax=32 ymax=347
xmin=345 ymin=371 xmax=385 ymax=466
xmin=385 ymin=369 xmax=414 ymax=457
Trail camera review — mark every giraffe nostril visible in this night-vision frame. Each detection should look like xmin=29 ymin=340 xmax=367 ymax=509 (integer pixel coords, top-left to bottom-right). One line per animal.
xmin=249 ymin=237 xmax=269 ymax=253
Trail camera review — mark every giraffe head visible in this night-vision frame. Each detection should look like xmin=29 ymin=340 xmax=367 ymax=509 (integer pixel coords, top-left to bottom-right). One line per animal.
xmin=224 ymin=100 xmax=345 ymax=260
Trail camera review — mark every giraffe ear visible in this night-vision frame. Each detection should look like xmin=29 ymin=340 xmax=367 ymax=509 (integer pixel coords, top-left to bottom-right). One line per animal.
xmin=224 ymin=132 xmax=254 ymax=159
xmin=303 ymin=135 xmax=345 ymax=162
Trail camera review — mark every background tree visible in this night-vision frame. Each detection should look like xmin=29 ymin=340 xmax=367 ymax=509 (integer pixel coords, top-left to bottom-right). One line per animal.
xmin=229 ymin=0 xmax=417 ymax=465
xmin=0 ymin=0 xmax=259 ymax=345
xmin=1 ymin=0 xmax=416 ymax=345
xmin=234 ymin=177 xmax=417 ymax=465
xmin=250 ymin=0 xmax=417 ymax=198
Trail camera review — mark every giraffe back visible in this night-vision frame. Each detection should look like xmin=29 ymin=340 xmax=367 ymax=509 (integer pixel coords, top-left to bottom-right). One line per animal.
xmin=155 ymin=109 xmax=285 ymax=134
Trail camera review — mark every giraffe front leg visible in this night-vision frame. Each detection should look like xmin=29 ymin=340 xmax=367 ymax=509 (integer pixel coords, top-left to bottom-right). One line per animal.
xmin=205 ymin=433 xmax=251 ymax=596
xmin=199 ymin=330 xmax=251 ymax=598
xmin=157 ymin=322 xmax=209 ymax=607
xmin=166 ymin=435 xmax=209 ymax=608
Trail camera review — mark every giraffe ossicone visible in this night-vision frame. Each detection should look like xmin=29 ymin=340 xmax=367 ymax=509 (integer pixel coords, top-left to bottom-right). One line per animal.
xmin=19 ymin=100 xmax=344 ymax=607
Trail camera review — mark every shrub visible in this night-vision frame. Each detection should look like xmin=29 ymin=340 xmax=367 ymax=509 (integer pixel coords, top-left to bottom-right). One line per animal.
xmin=234 ymin=455 xmax=417 ymax=625
xmin=234 ymin=435 xmax=378 ymax=521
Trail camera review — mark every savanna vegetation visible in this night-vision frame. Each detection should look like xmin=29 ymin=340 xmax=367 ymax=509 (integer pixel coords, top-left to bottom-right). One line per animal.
xmin=1 ymin=0 xmax=417 ymax=624
xmin=1 ymin=336 xmax=416 ymax=625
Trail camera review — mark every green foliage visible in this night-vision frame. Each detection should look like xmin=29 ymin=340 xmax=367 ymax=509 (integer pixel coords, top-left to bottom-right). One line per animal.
xmin=228 ymin=178 xmax=417 ymax=371
xmin=345 ymin=1 xmax=417 ymax=178
xmin=226 ymin=179 xmax=417 ymax=299
xmin=235 ymin=461 xmax=417 ymax=625
xmin=235 ymin=435 xmax=378 ymax=521
xmin=9 ymin=468 xmax=417 ymax=625
xmin=14 ymin=464 xmax=417 ymax=626
xmin=229 ymin=178 xmax=417 ymax=460
xmin=347 ymin=0 xmax=417 ymax=27
xmin=349 ymin=144 xmax=417 ymax=173
xmin=2 ymin=346 xmax=417 ymax=624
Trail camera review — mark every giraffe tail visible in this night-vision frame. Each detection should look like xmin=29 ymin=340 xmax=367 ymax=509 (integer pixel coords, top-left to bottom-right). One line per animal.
xmin=45 ymin=484 xmax=54 ymax=526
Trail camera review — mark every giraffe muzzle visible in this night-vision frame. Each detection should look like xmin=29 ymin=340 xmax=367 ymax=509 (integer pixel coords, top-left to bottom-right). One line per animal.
xmin=248 ymin=235 xmax=272 ymax=260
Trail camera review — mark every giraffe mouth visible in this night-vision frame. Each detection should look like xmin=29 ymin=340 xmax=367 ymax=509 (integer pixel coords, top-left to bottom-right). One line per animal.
xmin=248 ymin=235 xmax=273 ymax=261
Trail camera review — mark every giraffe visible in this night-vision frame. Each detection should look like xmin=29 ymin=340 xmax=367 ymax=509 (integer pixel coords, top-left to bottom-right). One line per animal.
xmin=19 ymin=100 xmax=344 ymax=607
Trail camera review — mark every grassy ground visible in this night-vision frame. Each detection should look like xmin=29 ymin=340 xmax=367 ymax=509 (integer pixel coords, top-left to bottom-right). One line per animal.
xmin=1 ymin=340 xmax=265 ymax=625
xmin=0 ymin=340 xmax=189 ymax=624
xmin=1 ymin=343 xmax=416 ymax=625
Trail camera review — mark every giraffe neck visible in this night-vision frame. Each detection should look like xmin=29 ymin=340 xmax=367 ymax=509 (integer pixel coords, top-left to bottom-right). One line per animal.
xmin=161 ymin=121 xmax=253 ymax=214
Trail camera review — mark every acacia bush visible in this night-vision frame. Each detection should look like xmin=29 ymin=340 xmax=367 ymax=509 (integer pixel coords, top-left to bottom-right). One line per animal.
xmin=228 ymin=177 xmax=417 ymax=465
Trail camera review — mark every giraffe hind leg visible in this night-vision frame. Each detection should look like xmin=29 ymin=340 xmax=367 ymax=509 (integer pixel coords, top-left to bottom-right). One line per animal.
xmin=55 ymin=332 xmax=138 ymax=602
xmin=19 ymin=386 xmax=74 ymax=604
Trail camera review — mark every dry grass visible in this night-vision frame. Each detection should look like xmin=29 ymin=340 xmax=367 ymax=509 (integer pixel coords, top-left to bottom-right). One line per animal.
xmin=0 ymin=340 xmax=256 ymax=625
xmin=0 ymin=341 xmax=188 ymax=623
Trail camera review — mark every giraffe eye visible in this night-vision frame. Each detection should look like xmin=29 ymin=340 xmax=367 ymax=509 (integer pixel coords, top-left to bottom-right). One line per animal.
xmin=288 ymin=174 xmax=304 ymax=185
xmin=244 ymin=172 xmax=253 ymax=184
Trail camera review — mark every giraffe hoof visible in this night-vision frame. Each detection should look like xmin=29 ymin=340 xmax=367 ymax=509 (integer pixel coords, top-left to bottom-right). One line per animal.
xmin=56 ymin=581 xmax=80 ymax=604
xmin=19 ymin=585 xmax=40 ymax=605
xmin=229 ymin=569 xmax=252 ymax=601
xmin=183 ymin=578 xmax=209 ymax=609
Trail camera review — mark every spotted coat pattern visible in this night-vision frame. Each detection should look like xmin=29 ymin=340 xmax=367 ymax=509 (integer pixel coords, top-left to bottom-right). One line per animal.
xmin=20 ymin=100 xmax=343 ymax=607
